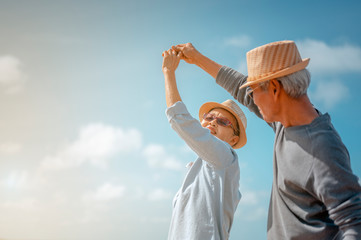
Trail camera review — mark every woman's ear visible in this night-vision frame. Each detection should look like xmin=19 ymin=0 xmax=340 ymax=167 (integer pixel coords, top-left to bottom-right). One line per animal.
xmin=230 ymin=135 xmax=240 ymax=147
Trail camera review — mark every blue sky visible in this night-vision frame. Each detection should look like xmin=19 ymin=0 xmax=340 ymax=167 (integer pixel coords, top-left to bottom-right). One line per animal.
xmin=0 ymin=0 xmax=361 ymax=239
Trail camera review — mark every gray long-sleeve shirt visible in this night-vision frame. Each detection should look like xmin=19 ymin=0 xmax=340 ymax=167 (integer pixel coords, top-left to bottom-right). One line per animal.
xmin=216 ymin=66 xmax=361 ymax=240
xmin=166 ymin=101 xmax=241 ymax=240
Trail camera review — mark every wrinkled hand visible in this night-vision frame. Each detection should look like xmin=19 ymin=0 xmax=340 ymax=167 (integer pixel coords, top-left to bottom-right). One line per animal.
xmin=172 ymin=43 xmax=199 ymax=64
xmin=162 ymin=49 xmax=182 ymax=73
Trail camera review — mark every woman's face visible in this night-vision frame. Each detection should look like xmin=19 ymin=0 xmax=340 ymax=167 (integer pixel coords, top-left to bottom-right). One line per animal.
xmin=201 ymin=108 xmax=239 ymax=147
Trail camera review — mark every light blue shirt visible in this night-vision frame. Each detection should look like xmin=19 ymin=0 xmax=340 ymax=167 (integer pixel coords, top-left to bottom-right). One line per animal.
xmin=166 ymin=101 xmax=241 ymax=240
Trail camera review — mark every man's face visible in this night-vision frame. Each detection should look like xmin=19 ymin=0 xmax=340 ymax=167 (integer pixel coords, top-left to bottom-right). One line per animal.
xmin=250 ymin=82 xmax=278 ymax=123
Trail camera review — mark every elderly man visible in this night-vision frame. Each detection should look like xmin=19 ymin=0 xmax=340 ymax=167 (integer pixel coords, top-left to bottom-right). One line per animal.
xmin=172 ymin=41 xmax=361 ymax=239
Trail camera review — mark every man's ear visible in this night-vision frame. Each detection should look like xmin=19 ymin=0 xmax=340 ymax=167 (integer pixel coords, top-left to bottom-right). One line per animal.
xmin=269 ymin=79 xmax=282 ymax=100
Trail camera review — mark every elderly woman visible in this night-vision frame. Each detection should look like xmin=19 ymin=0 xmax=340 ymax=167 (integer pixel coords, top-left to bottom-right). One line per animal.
xmin=162 ymin=49 xmax=247 ymax=240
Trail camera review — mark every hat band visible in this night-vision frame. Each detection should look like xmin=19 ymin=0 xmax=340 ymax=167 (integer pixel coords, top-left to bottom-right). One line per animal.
xmin=241 ymin=58 xmax=310 ymax=89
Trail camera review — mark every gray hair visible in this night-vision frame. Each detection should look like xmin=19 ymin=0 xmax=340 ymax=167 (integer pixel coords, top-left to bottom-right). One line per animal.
xmin=260 ymin=69 xmax=311 ymax=98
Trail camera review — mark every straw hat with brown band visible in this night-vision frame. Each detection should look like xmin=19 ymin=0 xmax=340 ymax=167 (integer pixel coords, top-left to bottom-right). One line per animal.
xmin=240 ymin=40 xmax=310 ymax=89
xmin=198 ymin=99 xmax=247 ymax=149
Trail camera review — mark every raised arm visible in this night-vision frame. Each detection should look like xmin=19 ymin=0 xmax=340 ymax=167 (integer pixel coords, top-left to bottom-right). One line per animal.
xmin=172 ymin=43 xmax=222 ymax=79
xmin=172 ymin=43 xmax=266 ymax=123
xmin=162 ymin=49 xmax=183 ymax=107
xmin=162 ymin=48 xmax=236 ymax=169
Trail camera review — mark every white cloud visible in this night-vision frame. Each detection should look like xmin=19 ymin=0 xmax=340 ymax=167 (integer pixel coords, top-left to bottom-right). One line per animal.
xmin=179 ymin=144 xmax=194 ymax=154
xmin=84 ymin=183 xmax=126 ymax=202
xmin=41 ymin=123 xmax=142 ymax=170
xmin=133 ymin=186 xmax=146 ymax=200
xmin=79 ymin=183 xmax=126 ymax=224
xmin=297 ymin=39 xmax=361 ymax=74
xmin=246 ymin=207 xmax=268 ymax=222
xmin=310 ymin=80 xmax=349 ymax=110
xmin=239 ymin=189 xmax=269 ymax=206
xmin=224 ymin=35 xmax=252 ymax=48
xmin=143 ymin=144 xmax=183 ymax=171
xmin=235 ymin=186 xmax=269 ymax=222
xmin=2 ymin=170 xmax=28 ymax=189
xmin=240 ymin=190 xmax=259 ymax=206
xmin=0 ymin=142 xmax=22 ymax=154
xmin=0 ymin=55 xmax=27 ymax=94
xmin=140 ymin=216 xmax=169 ymax=224
xmin=147 ymin=188 xmax=172 ymax=201
xmin=0 ymin=198 xmax=38 ymax=212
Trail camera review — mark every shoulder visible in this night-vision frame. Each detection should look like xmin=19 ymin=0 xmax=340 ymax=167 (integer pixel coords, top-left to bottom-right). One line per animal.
xmin=304 ymin=114 xmax=353 ymax=191
xmin=307 ymin=113 xmax=349 ymax=163
xmin=204 ymin=142 xmax=239 ymax=170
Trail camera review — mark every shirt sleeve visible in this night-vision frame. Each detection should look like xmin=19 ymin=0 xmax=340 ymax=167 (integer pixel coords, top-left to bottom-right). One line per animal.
xmin=216 ymin=66 xmax=262 ymax=118
xmin=308 ymin=127 xmax=361 ymax=239
xmin=166 ymin=101 xmax=236 ymax=169
xmin=216 ymin=66 xmax=277 ymax=130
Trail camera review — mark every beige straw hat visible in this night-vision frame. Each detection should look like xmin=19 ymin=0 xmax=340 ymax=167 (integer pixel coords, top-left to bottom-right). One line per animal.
xmin=198 ymin=99 xmax=247 ymax=149
xmin=240 ymin=40 xmax=310 ymax=89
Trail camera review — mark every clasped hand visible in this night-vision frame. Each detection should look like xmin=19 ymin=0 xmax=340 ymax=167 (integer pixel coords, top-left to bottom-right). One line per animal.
xmin=162 ymin=49 xmax=182 ymax=73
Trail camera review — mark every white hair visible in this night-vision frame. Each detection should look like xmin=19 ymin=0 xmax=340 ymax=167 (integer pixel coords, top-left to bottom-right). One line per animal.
xmin=260 ymin=69 xmax=311 ymax=98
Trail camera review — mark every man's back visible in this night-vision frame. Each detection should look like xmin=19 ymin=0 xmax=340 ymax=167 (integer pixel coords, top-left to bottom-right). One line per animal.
xmin=267 ymin=115 xmax=361 ymax=239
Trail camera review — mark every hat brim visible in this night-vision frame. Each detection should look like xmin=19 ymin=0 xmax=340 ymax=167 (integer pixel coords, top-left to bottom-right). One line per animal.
xmin=198 ymin=102 xmax=247 ymax=149
xmin=240 ymin=58 xmax=310 ymax=89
